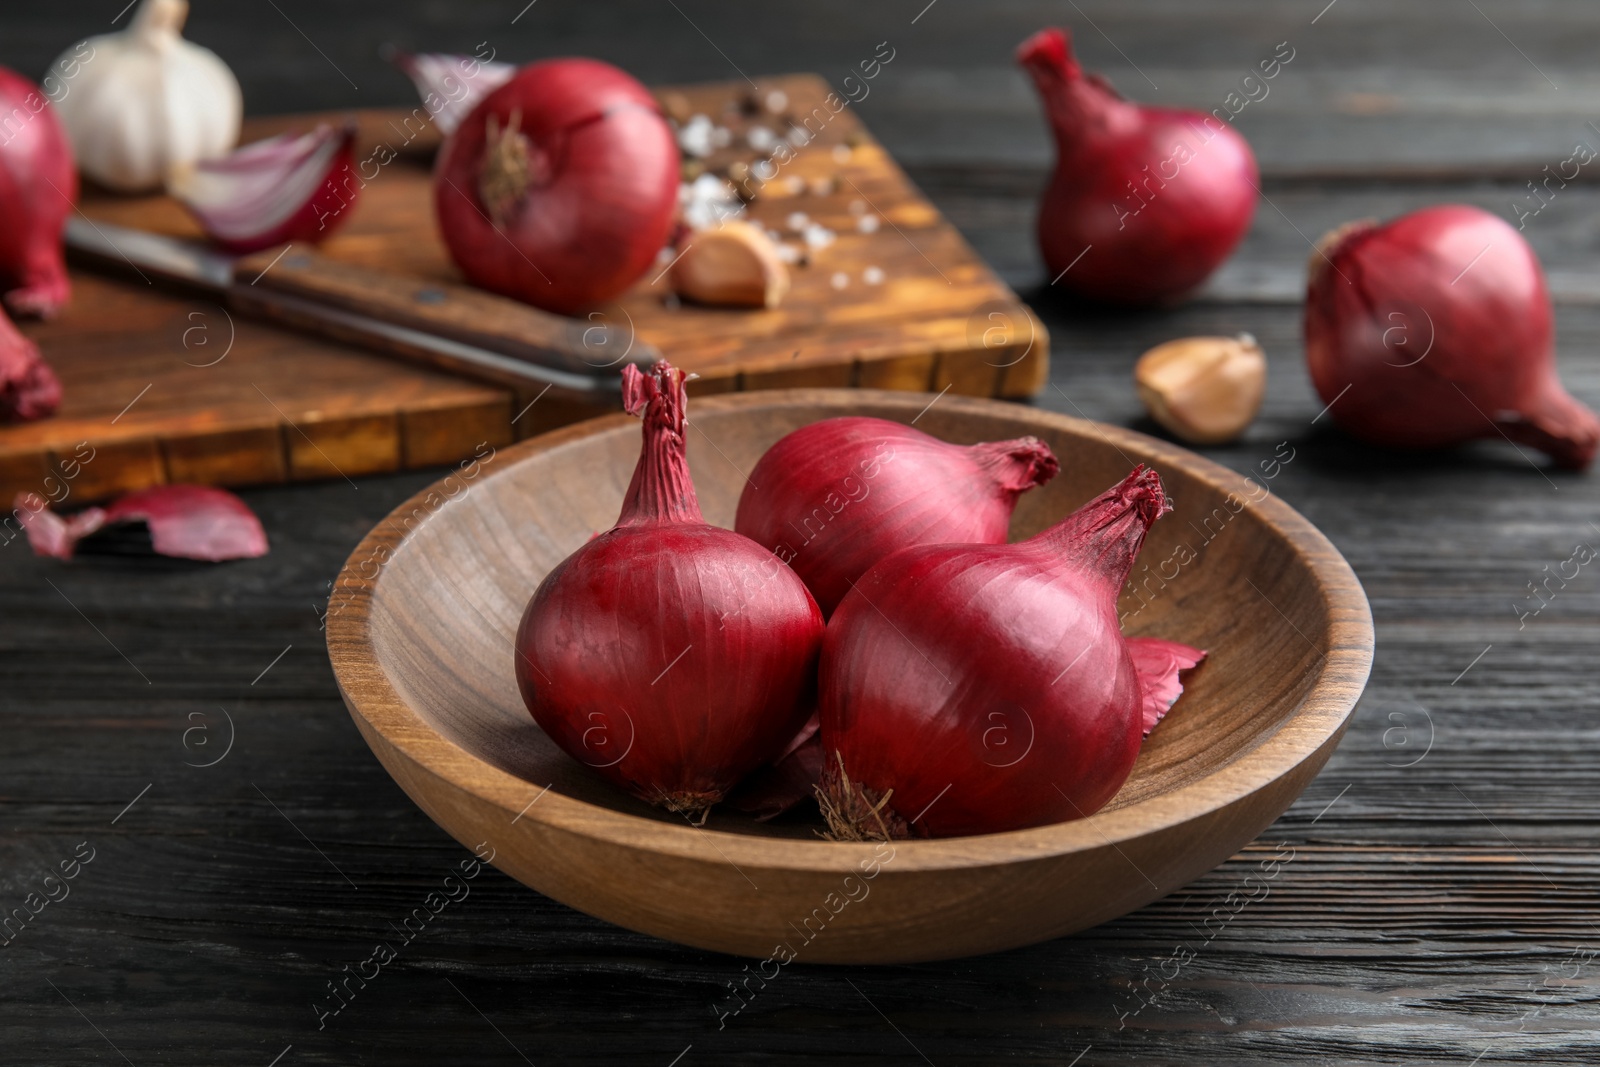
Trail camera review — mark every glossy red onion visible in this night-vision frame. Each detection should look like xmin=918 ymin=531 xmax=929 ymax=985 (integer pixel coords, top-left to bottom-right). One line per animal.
xmin=818 ymin=466 xmax=1205 ymax=839
xmin=434 ymin=59 xmax=679 ymax=315
xmin=0 ymin=66 xmax=76 ymax=318
xmin=0 ymin=303 xmax=61 ymax=421
xmin=1017 ymin=28 xmax=1257 ymax=305
xmin=15 ymin=484 xmax=268 ymax=560
xmin=169 ymin=122 xmax=360 ymax=253
xmin=734 ymin=417 xmax=1059 ymax=616
xmin=1305 ymin=204 xmax=1599 ymax=470
xmin=514 ymin=362 xmax=824 ymax=817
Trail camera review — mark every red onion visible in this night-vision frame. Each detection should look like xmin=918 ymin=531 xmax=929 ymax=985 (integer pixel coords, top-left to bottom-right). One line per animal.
xmin=817 ymin=466 xmax=1205 ymax=839
xmin=434 ymin=60 xmax=679 ymax=315
xmin=1305 ymin=204 xmax=1600 ymax=470
xmin=168 ymin=122 xmax=360 ymax=254
xmin=514 ymin=362 xmax=824 ymax=818
xmin=0 ymin=303 xmax=61 ymax=421
xmin=1017 ymin=28 xmax=1257 ymax=305
xmin=15 ymin=485 xmax=268 ymax=561
xmin=0 ymin=66 xmax=76 ymax=318
xmin=734 ymin=417 xmax=1059 ymax=616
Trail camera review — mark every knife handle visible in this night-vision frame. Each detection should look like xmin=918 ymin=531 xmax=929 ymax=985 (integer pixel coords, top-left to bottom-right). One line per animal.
xmin=229 ymin=246 xmax=658 ymax=383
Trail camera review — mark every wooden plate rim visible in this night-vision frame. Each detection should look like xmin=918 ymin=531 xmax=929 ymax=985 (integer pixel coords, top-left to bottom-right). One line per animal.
xmin=326 ymin=388 xmax=1375 ymax=873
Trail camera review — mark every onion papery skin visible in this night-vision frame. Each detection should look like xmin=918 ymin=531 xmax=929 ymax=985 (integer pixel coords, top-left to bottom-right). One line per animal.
xmin=0 ymin=303 xmax=61 ymax=421
xmin=15 ymin=484 xmax=267 ymax=560
xmin=170 ymin=122 xmax=360 ymax=254
xmin=434 ymin=59 xmax=680 ymax=316
xmin=514 ymin=362 xmax=824 ymax=817
xmin=1305 ymin=204 xmax=1600 ymax=470
xmin=818 ymin=466 xmax=1181 ymax=839
xmin=0 ymin=67 xmax=76 ymax=319
xmin=1017 ymin=28 xmax=1257 ymax=305
xmin=734 ymin=417 xmax=1059 ymax=616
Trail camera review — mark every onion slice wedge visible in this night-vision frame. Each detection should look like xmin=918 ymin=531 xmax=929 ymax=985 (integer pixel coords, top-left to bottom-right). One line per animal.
xmin=169 ymin=122 xmax=360 ymax=254
xmin=388 ymin=50 xmax=516 ymax=136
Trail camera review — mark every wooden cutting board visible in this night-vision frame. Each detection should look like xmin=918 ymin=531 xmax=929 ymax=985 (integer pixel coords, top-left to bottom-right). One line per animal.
xmin=1 ymin=73 xmax=1047 ymax=506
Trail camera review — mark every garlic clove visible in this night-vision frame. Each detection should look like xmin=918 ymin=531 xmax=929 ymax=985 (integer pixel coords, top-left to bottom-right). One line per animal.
xmin=1134 ymin=333 xmax=1266 ymax=445
xmin=670 ymin=221 xmax=789 ymax=309
xmin=51 ymin=0 xmax=241 ymax=193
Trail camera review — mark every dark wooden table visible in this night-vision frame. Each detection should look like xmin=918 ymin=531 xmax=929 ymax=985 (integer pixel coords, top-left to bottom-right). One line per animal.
xmin=4 ymin=2 xmax=1599 ymax=1063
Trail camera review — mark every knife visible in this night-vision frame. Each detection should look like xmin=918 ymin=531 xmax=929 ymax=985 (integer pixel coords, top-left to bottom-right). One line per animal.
xmin=64 ymin=216 xmax=656 ymax=395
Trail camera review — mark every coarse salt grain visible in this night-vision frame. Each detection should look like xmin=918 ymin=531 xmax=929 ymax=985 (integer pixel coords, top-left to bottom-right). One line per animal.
xmin=676 ymin=114 xmax=714 ymax=158
xmin=863 ymin=266 xmax=885 ymax=285
xmin=803 ymin=224 xmax=836 ymax=249
xmin=830 ymin=272 xmax=850 ymax=289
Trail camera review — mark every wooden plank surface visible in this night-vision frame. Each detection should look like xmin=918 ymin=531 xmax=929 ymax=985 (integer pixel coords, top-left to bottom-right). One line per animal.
xmin=2 ymin=75 xmax=1043 ymax=503
xmin=0 ymin=271 xmax=515 ymax=506
xmin=83 ymin=78 xmax=1045 ymax=395
xmin=3 ymin=2 xmax=1600 ymax=1065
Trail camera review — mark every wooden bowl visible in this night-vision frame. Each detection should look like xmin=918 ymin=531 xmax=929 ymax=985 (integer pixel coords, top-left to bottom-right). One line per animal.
xmin=327 ymin=389 xmax=1372 ymax=963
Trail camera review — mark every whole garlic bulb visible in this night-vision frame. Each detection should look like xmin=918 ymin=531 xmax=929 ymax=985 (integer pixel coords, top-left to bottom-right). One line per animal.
xmin=50 ymin=0 xmax=241 ymax=193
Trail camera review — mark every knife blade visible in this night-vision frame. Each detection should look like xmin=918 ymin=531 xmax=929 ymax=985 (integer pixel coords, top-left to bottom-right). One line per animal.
xmin=64 ymin=216 xmax=654 ymax=395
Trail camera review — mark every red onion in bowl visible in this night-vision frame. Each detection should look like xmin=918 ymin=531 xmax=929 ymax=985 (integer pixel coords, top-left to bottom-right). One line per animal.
xmin=0 ymin=66 xmax=76 ymax=319
xmin=434 ymin=59 xmax=680 ymax=316
xmin=817 ymin=466 xmax=1205 ymax=839
xmin=514 ymin=362 xmax=824 ymax=819
xmin=1305 ymin=205 xmax=1600 ymax=470
xmin=734 ymin=417 xmax=1058 ymax=616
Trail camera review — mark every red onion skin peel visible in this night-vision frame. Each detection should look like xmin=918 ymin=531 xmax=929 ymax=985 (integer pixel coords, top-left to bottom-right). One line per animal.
xmin=0 ymin=67 xmax=76 ymax=319
xmin=1017 ymin=28 xmax=1257 ymax=305
xmin=514 ymin=363 xmax=824 ymax=818
xmin=818 ymin=466 xmax=1205 ymax=840
xmin=727 ymin=715 xmax=824 ymax=821
xmin=434 ymin=59 xmax=680 ymax=316
xmin=0 ymin=304 xmax=61 ymax=421
xmin=734 ymin=417 xmax=1059 ymax=616
xmin=15 ymin=485 xmax=268 ymax=561
xmin=1305 ymin=205 xmax=1599 ymax=470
